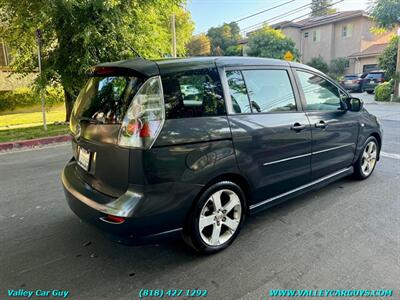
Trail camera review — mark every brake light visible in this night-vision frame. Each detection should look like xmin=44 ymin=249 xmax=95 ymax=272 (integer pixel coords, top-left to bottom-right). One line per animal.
xmin=118 ymin=76 xmax=164 ymax=149
xmin=94 ymin=67 xmax=117 ymax=75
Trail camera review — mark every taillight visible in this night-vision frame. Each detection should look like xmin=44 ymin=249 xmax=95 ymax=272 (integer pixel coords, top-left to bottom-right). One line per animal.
xmin=118 ymin=76 xmax=164 ymax=149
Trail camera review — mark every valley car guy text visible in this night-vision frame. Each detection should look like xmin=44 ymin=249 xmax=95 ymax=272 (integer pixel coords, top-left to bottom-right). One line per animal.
xmin=7 ymin=289 xmax=70 ymax=298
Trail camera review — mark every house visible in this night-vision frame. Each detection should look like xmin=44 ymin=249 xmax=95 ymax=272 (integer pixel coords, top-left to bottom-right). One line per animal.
xmin=244 ymin=10 xmax=394 ymax=75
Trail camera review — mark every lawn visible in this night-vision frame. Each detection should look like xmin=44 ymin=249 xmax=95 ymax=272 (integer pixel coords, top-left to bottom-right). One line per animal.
xmin=0 ymin=105 xmax=66 ymax=128
xmin=0 ymin=124 xmax=69 ymax=143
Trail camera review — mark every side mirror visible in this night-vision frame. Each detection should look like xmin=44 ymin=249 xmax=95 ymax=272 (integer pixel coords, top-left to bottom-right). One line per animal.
xmin=347 ymin=97 xmax=363 ymax=112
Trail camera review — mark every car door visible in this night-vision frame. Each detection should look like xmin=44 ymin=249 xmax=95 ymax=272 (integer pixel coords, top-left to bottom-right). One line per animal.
xmin=294 ymin=69 xmax=359 ymax=180
xmin=222 ymin=67 xmax=312 ymax=206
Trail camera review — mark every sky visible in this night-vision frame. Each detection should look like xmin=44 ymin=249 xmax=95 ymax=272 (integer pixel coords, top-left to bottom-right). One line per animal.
xmin=187 ymin=0 xmax=370 ymax=35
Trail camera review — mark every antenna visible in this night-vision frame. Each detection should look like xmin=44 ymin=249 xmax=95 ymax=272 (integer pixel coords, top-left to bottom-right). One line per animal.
xmin=127 ymin=45 xmax=143 ymax=59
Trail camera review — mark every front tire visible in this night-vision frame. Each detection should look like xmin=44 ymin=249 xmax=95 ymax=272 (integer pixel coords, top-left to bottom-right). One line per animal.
xmin=353 ymin=136 xmax=378 ymax=179
xmin=183 ymin=181 xmax=246 ymax=254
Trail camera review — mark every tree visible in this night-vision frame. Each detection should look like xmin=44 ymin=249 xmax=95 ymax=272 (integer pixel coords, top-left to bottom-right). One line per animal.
xmin=0 ymin=0 xmax=194 ymax=121
xmin=378 ymin=36 xmax=398 ymax=79
xmin=186 ymin=34 xmax=211 ymax=56
xmin=246 ymin=26 xmax=300 ymax=60
xmin=370 ymin=0 xmax=400 ymax=29
xmin=311 ymin=0 xmax=336 ymax=17
xmin=206 ymin=22 xmax=241 ymax=55
xmin=307 ymin=56 xmax=329 ymax=73
xmin=370 ymin=0 xmax=400 ymax=98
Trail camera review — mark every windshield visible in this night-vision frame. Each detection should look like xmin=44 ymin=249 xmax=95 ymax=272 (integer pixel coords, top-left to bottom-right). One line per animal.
xmin=71 ymin=76 xmax=144 ymax=130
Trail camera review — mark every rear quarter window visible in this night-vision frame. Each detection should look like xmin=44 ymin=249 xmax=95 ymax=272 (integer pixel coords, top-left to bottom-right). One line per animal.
xmin=161 ymin=68 xmax=226 ymax=119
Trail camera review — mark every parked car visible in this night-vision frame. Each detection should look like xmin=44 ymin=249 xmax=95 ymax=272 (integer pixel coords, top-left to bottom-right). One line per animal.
xmin=340 ymin=74 xmax=364 ymax=92
xmin=362 ymin=71 xmax=386 ymax=94
xmin=62 ymin=57 xmax=382 ymax=253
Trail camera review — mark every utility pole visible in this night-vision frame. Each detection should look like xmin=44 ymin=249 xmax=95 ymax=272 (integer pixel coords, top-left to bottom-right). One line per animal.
xmin=35 ymin=29 xmax=47 ymax=130
xmin=171 ymin=14 xmax=177 ymax=58
xmin=395 ymin=27 xmax=400 ymax=100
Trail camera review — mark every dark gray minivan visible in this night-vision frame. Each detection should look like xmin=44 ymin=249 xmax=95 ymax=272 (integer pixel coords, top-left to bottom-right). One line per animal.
xmin=62 ymin=57 xmax=382 ymax=253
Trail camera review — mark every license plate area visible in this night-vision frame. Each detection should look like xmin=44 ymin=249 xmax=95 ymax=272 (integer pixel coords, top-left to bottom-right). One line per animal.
xmin=77 ymin=147 xmax=92 ymax=171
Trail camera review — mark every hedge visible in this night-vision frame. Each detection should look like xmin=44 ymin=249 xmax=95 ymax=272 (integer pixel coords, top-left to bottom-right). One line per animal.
xmin=0 ymin=85 xmax=64 ymax=112
xmin=374 ymin=81 xmax=393 ymax=102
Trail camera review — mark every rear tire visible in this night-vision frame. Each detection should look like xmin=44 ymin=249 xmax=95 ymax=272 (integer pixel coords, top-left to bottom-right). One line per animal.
xmin=367 ymin=90 xmax=374 ymax=94
xmin=183 ymin=181 xmax=246 ymax=254
xmin=353 ymin=136 xmax=378 ymax=180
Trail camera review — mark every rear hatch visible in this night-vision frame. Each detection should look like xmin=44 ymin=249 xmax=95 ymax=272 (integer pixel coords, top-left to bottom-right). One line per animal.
xmin=69 ymin=61 xmax=162 ymax=198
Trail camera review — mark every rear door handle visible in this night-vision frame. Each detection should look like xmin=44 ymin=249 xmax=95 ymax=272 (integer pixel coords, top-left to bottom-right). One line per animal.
xmin=315 ymin=120 xmax=327 ymax=129
xmin=290 ymin=123 xmax=306 ymax=132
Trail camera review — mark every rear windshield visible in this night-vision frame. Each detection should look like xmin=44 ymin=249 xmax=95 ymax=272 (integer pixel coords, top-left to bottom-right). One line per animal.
xmin=344 ymin=76 xmax=358 ymax=80
xmin=72 ymin=76 xmax=144 ymax=124
xmin=366 ymin=73 xmax=383 ymax=79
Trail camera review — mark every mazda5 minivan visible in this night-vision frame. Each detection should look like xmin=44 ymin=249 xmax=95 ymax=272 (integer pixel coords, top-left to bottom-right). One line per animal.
xmin=62 ymin=57 xmax=382 ymax=253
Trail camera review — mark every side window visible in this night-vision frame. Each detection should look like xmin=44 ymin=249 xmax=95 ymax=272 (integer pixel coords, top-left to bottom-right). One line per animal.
xmin=162 ymin=69 xmax=225 ymax=119
xmin=226 ymin=70 xmax=251 ymax=113
xmin=297 ymin=70 xmax=342 ymax=111
xmin=242 ymin=69 xmax=297 ymax=113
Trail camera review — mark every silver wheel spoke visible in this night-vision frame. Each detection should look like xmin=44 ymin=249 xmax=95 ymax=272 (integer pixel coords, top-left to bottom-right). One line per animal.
xmin=210 ymin=223 xmax=221 ymax=245
xmin=223 ymin=195 xmax=240 ymax=214
xmin=199 ymin=215 xmax=215 ymax=230
xmin=364 ymin=162 xmax=370 ymax=173
xmin=362 ymin=160 xmax=368 ymax=170
xmin=223 ymin=217 xmax=239 ymax=231
xmin=210 ymin=191 xmax=222 ymax=210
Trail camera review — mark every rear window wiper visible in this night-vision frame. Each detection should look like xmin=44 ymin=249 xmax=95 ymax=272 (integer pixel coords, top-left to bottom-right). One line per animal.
xmin=78 ymin=117 xmax=105 ymax=124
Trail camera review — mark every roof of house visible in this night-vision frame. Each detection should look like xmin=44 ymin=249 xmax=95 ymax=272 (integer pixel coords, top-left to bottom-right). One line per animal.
xmin=273 ymin=10 xmax=369 ymax=30
xmin=348 ymin=43 xmax=389 ymax=58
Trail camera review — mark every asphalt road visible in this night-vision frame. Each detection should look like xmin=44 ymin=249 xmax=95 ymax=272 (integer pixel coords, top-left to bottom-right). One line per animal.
xmin=0 ymin=101 xmax=399 ymax=300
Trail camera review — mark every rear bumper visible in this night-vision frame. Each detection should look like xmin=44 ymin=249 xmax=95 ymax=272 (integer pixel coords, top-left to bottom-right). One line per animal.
xmin=342 ymin=83 xmax=361 ymax=91
xmin=363 ymin=83 xmax=377 ymax=91
xmin=62 ymin=159 xmax=203 ymax=245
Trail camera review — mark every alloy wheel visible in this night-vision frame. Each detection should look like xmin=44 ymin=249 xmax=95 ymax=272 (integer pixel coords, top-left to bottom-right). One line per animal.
xmin=361 ymin=141 xmax=377 ymax=176
xmin=198 ymin=189 xmax=242 ymax=246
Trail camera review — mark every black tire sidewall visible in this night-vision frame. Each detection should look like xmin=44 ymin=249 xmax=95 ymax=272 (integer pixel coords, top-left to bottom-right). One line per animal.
xmin=186 ymin=181 xmax=246 ymax=254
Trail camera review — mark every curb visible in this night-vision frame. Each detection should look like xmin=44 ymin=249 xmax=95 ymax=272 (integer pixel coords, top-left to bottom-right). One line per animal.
xmin=0 ymin=134 xmax=71 ymax=152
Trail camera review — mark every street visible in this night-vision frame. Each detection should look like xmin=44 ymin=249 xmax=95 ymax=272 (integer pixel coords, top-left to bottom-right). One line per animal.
xmin=0 ymin=97 xmax=399 ymax=300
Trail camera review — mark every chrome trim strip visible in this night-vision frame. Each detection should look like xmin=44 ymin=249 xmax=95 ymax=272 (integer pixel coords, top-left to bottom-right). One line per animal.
xmin=312 ymin=143 xmax=355 ymax=155
xmin=263 ymin=143 xmax=355 ymax=166
xmin=249 ymin=167 xmax=352 ymax=210
xmin=263 ymin=153 xmax=311 ymax=166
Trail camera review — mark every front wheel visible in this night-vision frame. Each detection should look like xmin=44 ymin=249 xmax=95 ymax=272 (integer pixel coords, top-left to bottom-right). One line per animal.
xmin=353 ymin=136 xmax=378 ymax=179
xmin=183 ymin=181 xmax=246 ymax=254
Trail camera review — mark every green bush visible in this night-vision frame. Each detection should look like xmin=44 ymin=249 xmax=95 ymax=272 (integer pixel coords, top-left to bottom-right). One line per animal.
xmin=374 ymin=81 xmax=392 ymax=102
xmin=307 ymin=56 xmax=329 ymax=74
xmin=0 ymin=85 xmax=64 ymax=112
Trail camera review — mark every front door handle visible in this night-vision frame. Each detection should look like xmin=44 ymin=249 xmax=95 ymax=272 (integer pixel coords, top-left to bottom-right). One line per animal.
xmin=315 ymin=120 xmax=327 ymax=129
xmin=290 ymin=123 xmax=306 ymax=132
